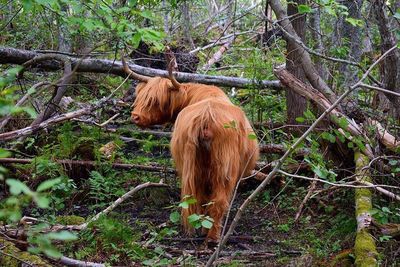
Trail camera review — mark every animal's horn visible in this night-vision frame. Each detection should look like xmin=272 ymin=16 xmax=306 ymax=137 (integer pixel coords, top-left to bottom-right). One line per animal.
xmin=165 ymin=46 xmax=181 ymax=90
xmin=121 ymin=55 xmax=150 ymax=83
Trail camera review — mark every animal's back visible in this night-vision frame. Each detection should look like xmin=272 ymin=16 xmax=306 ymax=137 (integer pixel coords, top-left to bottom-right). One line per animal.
xmin=171 ymin=98 xmax=259 ymax=239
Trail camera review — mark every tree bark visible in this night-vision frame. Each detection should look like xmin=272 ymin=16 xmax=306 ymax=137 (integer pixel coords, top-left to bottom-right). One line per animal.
xmin=309 ymin=7 xmax=328 ymax=81
xmin=286 ymin=0 xmax=307 ymax=126
xmin=181 ymin=1 xmax=195 ymax=48
xmin=372 ymin=0 xmax=400 ymax=120
xmin=0 ymin=47 xmax=281 ymax=89
xmin=341 ymin=0 xmax=363 ymax=87
xmin=269 ymin=0 xmax=337 ymax=104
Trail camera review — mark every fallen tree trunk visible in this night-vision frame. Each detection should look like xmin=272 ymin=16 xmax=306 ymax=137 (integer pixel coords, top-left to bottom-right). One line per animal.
xmin=368 ymin=119 xmax=400 ymax=152
xmin=354 ymin=151 xmax=378 ymax=266
xmin=0 ymin=46 xmax=281 ymax=89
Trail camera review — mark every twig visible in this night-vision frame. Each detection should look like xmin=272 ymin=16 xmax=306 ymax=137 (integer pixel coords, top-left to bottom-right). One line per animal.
xmin=278 ymin=170 xmax=400 ymax=191
xmin=80 ymin=182 xmax=168 ymax=229
xmin=294 ymin=179 xmax=317 ymax=222
xmin=96 ymin=113 xmax=120 ymax=127
xmin=51 ymin=255 xmax=105 ymax=267
xmin=358 ymin=181 xmax=400 ymax=201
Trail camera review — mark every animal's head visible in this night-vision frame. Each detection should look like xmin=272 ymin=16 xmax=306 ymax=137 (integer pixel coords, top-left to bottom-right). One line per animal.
xmin=132 ymin=77 xmax=187 ymax=127
xmin=122 ymin=57 xmax=186 ymax=128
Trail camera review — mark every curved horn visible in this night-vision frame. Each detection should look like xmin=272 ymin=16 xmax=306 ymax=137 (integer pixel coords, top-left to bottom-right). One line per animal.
xmin=121 ymin=56 xmax=150 ymax=83
xmin=165 ymin=46 xmax=181 ymax=90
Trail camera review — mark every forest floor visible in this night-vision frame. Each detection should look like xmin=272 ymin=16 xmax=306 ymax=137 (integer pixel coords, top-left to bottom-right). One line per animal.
xmin=5 ymin=125 xmax=399 ymax=266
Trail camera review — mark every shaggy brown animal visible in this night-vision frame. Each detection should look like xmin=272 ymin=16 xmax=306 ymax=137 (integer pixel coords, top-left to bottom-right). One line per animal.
xmin=124 ymin=60 xmax=259 ymax=242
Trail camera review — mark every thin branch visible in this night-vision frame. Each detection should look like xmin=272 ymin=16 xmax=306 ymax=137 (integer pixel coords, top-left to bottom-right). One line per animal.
xmin=55 ymin=256 xmax=105 ymax=267
xmin=79 ymin=182 xmax=168 ymax=230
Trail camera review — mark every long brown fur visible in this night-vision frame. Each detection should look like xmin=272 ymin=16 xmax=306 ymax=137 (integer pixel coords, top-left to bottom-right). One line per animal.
xmin=131 ymin=77 xmax=259 ymax=241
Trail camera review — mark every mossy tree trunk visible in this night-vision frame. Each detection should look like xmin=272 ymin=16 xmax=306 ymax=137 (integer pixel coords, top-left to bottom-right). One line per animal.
xmin=354 ymin=151 xmax=378 ymax=267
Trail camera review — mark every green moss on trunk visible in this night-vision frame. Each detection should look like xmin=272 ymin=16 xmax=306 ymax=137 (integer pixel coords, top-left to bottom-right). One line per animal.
xmin=354 ymin=151 xmax=378 ymax=267
xmin=0 ymin=238 xmax=51 ymax=267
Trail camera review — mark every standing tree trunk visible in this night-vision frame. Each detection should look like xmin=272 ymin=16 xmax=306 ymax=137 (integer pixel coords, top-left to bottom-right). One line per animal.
xmin=309 ymin=7 xmax=328 ymax=81
xmin=341 ymin=0 xmax=364 ymax=87
xmin=372 ymin=0 xmax=400 ymax=121
xmin=181 ymin=1 xmax=195 ymax=49
xmin=286 ymin=0 xmax=307 ymax=126
xmin=162 ymin=0 xmax=169 ymax=36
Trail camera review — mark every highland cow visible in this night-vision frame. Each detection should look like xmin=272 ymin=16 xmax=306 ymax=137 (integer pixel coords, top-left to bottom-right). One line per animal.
xmin=123 ymin=58 xmax=259 ymax=242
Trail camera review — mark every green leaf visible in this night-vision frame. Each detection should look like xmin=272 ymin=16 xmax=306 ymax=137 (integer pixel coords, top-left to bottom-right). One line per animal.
xmin=201 ymin=220 xmax=213 ymax=229
xmin=248 ymin=133 xmax=257 ymax=140
xmin=169 ymin=211 xmax=180 ymax=223
xmin=187 ymin=214 xmax=200 ymax=223
xmin=345 ymin=17 xmax=363 ymax=27
xmin=298 ymin=4 xmax=312 ymax=14
xmin=34 ymin=195 xmax=50 ymax=208
xmin=178 ymin=201 xmax=189 ymax=209
xmin=338 ymin=117 xmax=349 ymax=129
xmin=43 ymin=247 xmax=62 ymax=259
xmin=394 ymin=11 xmax=400 ymax=19
xmin=321 ymin=132 xmax=336 ymax=143
xmin=131 ymin=32 xmax=142 ymax=48
xmin=6 ymin=179 xmax=32 ymax=195
xmin=295 ymin=117 xmax=305 ymax=123
xmin=312 ymin=166 xmax=327 ymax=179
xmin=46 ymin=231 xmax=78 ymax=241
xmin=37 ymin=178 xmax=62 ymax=192
xmin=0 ymin=148 xmax=11 ymax=158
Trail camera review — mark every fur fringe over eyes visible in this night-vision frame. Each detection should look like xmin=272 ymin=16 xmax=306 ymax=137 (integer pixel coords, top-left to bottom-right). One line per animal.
xmin=131 ymin=77 xmax=259 ymax=241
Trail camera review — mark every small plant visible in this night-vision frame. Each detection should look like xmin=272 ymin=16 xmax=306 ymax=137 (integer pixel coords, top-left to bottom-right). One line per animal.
xmin=0 ymin=177 xmax=77 ymax=258
xmin=169 ymin=196 xmax=214 ymax=230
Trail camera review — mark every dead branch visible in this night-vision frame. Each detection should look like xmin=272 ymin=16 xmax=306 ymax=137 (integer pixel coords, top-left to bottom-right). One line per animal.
xmin=368 ymin=119 xmax=400 ymax=152
xmin=0 ymin=74 xmax=130 ymax=141
xmin=31 ymin=55 xmax=73 ymax=125
xmin=274 ymin=66 xmax=374 ymax=158
xmin=0 ymin=158 xmax=176 ymax=174
xmin=0 ymin=46 xmax=281 ymax=89
xmin=79 ymin=181 xmax=168 ymax=230
xmin=201 ymin=37 xmax=234 ymax=71
xmin=55 ymin=256 xmax=105 ymax=267
xmin=358 ymin=180 xmax=400 ymax=201
xmin=294 ymin=179 xmax=317 ymax=222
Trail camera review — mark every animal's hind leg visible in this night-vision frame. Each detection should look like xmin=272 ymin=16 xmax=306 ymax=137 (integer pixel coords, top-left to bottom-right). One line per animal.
xmin=205 ymin=176 xmax=236 ymax=242
xmin=205 ymin=194 xmax=228 ymax=242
